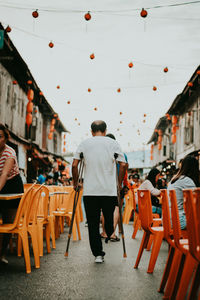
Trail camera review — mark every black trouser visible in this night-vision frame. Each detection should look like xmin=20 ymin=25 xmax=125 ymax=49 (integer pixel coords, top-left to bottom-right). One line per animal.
xmin=0 ymin=174 xmax=24 ymax=256
xmin=83 ymin=196 xmax=116 ymax=257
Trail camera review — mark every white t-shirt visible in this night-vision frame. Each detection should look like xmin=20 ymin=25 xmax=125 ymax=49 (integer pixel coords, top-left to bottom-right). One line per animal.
xmin=73 ymin=136 xmax=126 ymax=196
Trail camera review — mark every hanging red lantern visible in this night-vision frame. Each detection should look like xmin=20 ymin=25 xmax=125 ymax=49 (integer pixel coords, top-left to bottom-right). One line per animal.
xmin=26 ymin=113 xmax=32 ymax=127
xmin=140 ymin=8 xmax=148 ymax=18
xmin=120 ymin=121 xmax=123 ymax=124
xmin=5 ymin=26 xmax=11 ymax=33
xmin=90 ymin=53 xmax=95 ymax=59
xmin=51 ymin=119 xmax=56 ymax=125
xmin=50 ymin=125 xmax=54 ymax=132
xmin=172 ymin=125 xmax=176 ymax=134
xmin=158 ymin=142 xmax=162 ymax=151
xmin=88 ymin=88 xmax=91 ymax=92
xmin=120 ymin=112 xmax=122 ymax=115
xmin=26 ymin=102 xmax=33 ymax=113
xmin=143 ymin=113 xmax=146 ymax=117
xmin=67 ymin=101 xmax=71 ymax=104
xmin=94 ymin=107 xmax=97 ymax=111
xmin=27 ymin=80 xmax=32 ymax=85
xmin=57 ymin=85 xmax=60 ymax=89
xmin=39 ymin=91 xmax=43 ymax=96
xmin=27 ymin=89 xmax=34 ymax=101
xmin=153 ymin=86 xmax=157 ymax=91
xmin=53 ymin=113 xmax=58 ymax=118
xmin=164 ymin=67 xmax=168 ymax=73
xmin=172 ymin=115 xmax=178 ymax=124
xmin=165 ymin=113 xmax=171 ymax=120
xmin=187 ymin=82 xmax=193 ymax=87
xmin=49 ymin=41 xmax=54 ymax=48
xmin=128 ymin=62 xmax=133 ymax=68
xmin=57 ymin=117 xmax=60 ymax=121
xmin=32 ymin=10 xmax=39 ymax=18
xmin=13 ymin=80 xmax=17 ymax=85
xmin=171 ymin=134 xmax=176 ymax=144
xmin=196 ymin=70 xmax=200 ymax=75
xmin=48 ymin=132 xmax=53 ymax=140
xmin=85 ymin=12 xmax=91 ymax=21
xmin=117 ymin=88 xmax=121 ymax=93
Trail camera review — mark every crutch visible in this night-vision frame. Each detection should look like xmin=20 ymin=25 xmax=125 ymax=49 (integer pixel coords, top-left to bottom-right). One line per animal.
xmin=114 ymin=153 xmax=127 ymax=258
xmin=65 ymin=152 xmax=84 ymax=257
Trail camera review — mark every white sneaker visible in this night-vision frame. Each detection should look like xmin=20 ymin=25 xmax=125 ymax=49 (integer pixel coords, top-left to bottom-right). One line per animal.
xmin=0 ymin=256 xmax=8 ymax=264
xmin=95 ymin=256 xmax=104 ymax=263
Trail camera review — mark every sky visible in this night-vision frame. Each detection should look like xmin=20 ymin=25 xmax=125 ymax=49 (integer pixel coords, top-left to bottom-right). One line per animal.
xmin=0 ymin=0 xmax=200 ymax=153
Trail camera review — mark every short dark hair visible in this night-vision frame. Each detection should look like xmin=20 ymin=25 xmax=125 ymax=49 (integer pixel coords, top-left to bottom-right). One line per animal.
xmin=106 ymin=133 xmax=116 ymax=140
xmin=91 ymin=120 xmax=107 ymax=133
xmin=0 ymin=123 xmax=10 ymax=141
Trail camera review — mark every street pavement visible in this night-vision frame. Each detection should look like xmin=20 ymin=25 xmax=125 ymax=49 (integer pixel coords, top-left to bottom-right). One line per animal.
xmin=0 ymin=222 xmax=168 ymax=300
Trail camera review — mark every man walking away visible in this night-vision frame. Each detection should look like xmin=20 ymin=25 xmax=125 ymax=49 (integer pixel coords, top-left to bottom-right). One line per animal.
xmin=72 ymin=120 xmax=126 ymax=263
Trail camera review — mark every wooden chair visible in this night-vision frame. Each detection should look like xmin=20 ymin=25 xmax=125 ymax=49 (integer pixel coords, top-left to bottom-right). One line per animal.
xmin=123 ymin=190 xmax=134 ymax=224
xmin=166 ymin=190 xmax=197 ymax=300
xmin=134 ymin=190 xmax=164 ymax=273
xmin=132 ymin=189 xmax=161 ymax=242
xmin=158 ymin=189 xmax=188 ymax=296
xmin=0 ymin=184 xmax=36 ymax=273
xmin=53 ymin=187 xmax=82 ymax=241
xmin=174 ymin=188 xmax=200 ymax=300
xmin=36 ymin=186 xmax=51 ymax=257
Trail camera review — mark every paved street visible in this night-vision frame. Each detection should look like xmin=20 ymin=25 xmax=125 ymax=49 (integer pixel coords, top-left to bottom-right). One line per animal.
xmin=0 ymin=222 xmax=168 ymax=300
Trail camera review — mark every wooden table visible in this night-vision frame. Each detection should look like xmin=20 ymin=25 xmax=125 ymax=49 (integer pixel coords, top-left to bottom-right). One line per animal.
xmin=0 ymin=193 xmax=24 ymax=200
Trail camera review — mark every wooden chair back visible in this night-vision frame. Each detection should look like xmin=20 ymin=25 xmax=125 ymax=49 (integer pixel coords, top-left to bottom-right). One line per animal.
xmin=161 ymin=189 xmax=172 ymax=240
xmin=169 ymin=190 xmax=182 ymax=247
xmin=183 ymin=189 xmax=198 ymax=259
xmin=137 ymin=190 xmax=153 ymax=231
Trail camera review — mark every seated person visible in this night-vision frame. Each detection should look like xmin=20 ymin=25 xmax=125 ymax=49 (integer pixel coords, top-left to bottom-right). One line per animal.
xmin=138 ymin=168 xmax=162 ymax=216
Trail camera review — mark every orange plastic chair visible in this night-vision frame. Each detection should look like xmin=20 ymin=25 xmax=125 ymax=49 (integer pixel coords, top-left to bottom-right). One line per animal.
xmin=175 ymin=188 xmax=200 ymax=300
xmin=0 ymin=184 xmax=36 ymax=273
xmin=158 ymin=189 xmax=188 ymax=295
xmin=134 ymin=190 xmax=164 ymax=273
xmin=17 ymin=184 xmax=50 ymax=267
xmin=46 ymin=185 xmax=60 ymax=245
xmin=132 ymin=190 xmax=161 ymax=242
xmin=53 ymin=187 xmax=82 ymax=241
xmin=123 ymin=190 xmax=134 ymax=224
xmin=36 ymin=186 xmax=51 ymax=257
xmin=166 ymin=189 xmax=197 ymax=300
xmin=132 ymin=190 xmax=141 ymax=239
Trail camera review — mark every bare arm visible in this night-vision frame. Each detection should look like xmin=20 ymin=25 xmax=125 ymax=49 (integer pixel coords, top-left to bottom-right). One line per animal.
xmin=72 ymin=159 xmax=80 ymax=190
xmin=0 ymin=158 xmax=15 ymax=192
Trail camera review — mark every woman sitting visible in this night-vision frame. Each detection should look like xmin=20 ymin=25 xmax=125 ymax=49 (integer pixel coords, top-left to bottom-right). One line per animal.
xmin=167 ymin=155 xmax=199 ymax=229
xmin=0 ymin=124 xmax=24 ymax=264
xmin=138 ymin=168 xmax=162 ymax=216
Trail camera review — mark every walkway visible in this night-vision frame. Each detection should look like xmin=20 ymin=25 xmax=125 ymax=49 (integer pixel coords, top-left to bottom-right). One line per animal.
xmin=0 ymin=222 xmax=168 ymax=300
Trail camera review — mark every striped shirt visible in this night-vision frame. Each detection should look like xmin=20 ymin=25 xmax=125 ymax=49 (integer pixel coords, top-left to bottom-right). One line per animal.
xmin=0 ymin=144 xmax=19 ymax=180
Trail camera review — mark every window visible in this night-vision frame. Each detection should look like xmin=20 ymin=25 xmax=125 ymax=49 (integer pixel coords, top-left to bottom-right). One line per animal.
xmin=21 ymin=100 xmax=24 ymax=117
xmin=12 ymin=93 xmax=17 ymax=110
xmin=163 ymin=145 xmax=166 ymax=156
xmin=184 ymin=127 xmax=194 ymax=145
xmin=18 ymin=98 xmax=21 ymax=114
xmin=6 ymin=84 xmax=11 ymax=104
